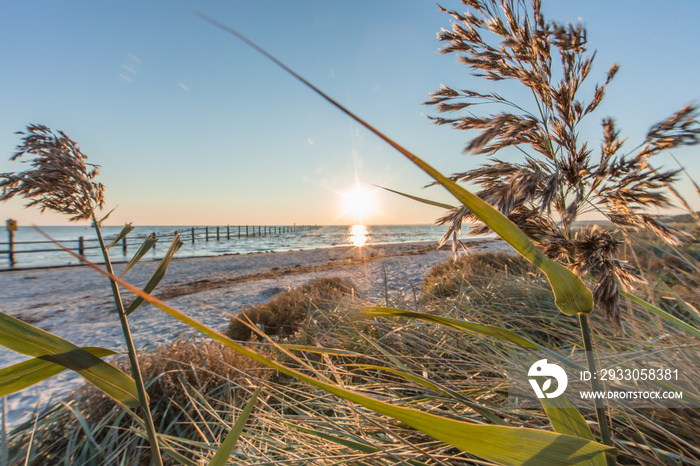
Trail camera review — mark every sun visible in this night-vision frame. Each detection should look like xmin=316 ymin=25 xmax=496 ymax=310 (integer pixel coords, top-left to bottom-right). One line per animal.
xmin=342 ymin=186 xmax=376 ymax=220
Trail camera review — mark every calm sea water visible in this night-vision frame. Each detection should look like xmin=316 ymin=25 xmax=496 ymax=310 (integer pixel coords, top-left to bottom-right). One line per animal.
xmin=0 ymin=224 xmax=459 ymax=270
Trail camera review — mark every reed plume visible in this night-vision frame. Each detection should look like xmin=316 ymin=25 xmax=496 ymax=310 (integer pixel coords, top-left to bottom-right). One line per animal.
xmin=427 ymin=0 xmax=700 ymax=327
xmin=0 ymin=124 xmax=105 ymax=221
xmin=0 ymin=124 xmax=163 ymax=463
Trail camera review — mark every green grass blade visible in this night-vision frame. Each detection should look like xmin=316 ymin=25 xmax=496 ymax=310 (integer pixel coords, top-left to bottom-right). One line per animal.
xmin=125 ymin=235 xmax=182 ymax=315
xmin=349 ymin=363 xmax=506 ymax=425
xmin=0 ymin=311 xmax=141 ymax=408
xmin=375 ymin=185 xmax=456 ymax=210
xmin=541 ymin=397 xmax=607 ymax=466
xmin=287 ymin=423 xmax=431 ymax=465
xmin=209 ymin=387 xmax=261 ymax=466
xmin=105 ymin=223 xmax=134 ymax=250
xmin=288 ymin=422 xmax=381 ymax=453
xmin=621 ymin=291 xmax=700 ymax=339
xmin=0 ymin=347 xmax=118 ymax=397
xmin=60 ymin=401 xmax=101 ymax=450
xmin=69 ymin=249 xmax=617 ymax=466
xmin=195 ymin=15 xmax=593 ymax=316
xmin=366 ymin=307 xmax=540 ymax=349
xmin=119 ymin=234 xmax=158 ymax=277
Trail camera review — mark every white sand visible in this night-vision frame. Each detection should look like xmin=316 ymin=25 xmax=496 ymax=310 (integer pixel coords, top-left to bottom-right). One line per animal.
xmin=0 ymin=238 xmax=509 ymax=429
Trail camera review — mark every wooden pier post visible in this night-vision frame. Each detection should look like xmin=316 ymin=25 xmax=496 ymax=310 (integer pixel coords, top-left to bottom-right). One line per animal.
xmin=78 ymin=236 xmax=85 ymax=256
xmin=191 ymin=227 xmax=195 ymax=244
xmin=217 ymin=226 xmax=220 ymax=241
xmin=6 ymin=219 xmax=16 ymax=266
xmin=122 ymin=236 xmax=127 ymax=255
xmin=227 ymin=225 xmax=230 ymax=240
xmin=238 ymin=225 xmax=241 ymax=238
xmin=206 ymin=227 xmax=209 ymax=241
xmin=246 ymin=225 xmax=249 ymax=237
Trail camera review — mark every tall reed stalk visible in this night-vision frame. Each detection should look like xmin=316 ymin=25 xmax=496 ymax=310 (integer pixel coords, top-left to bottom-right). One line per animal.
xmin=90 ymin=214 xmax=163 ymax=465
xmin=579 ymin=313 xmax=613 ymax=464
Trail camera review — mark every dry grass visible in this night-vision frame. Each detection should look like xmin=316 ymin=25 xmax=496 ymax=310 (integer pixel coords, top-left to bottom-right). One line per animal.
xmin=7 ymin=251 xmax=698 ymax=465
xmin=226 ymin=276 xmax=360 ymax=341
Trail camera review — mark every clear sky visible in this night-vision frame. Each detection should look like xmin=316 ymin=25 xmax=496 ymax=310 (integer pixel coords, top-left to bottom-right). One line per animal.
xmin=1 ymin=1 xmax=698 ymax=226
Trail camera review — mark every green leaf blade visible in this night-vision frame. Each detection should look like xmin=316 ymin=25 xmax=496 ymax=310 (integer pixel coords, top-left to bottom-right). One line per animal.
xmin=622 ymin=291 xmax=700 ymax=338
xmin=376 ymin=185 xmax=456 ymax=210
xmin=125 ymin=235 xmax=183 ymax=315
xmin=0 ymin=347 xmax=118 ymax=397
xmin=0 ymin=311 xmax=141 ymax=408
xmin=541 ymin=396 xmax=607 ymax=466
xmin=209 ymin=387 xmax=261 ymax=466
xmin=119 ymin=233 xmax=158 ymax=277
xmin=366 ymin=307 xmax=540 ymax=349
xmin=105 ymin=223 xmax=134 ymax=250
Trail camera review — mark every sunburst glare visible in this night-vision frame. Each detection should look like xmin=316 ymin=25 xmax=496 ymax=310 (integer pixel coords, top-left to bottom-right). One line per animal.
xmin=342 ymin=186 xmax=376 ymax=223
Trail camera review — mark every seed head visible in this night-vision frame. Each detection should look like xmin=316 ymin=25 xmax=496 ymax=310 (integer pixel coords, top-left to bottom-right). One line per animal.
xmin=0 ymin=125 xmax=105 ymax=222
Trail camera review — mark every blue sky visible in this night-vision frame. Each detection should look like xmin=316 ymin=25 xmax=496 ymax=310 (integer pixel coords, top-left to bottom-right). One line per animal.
xmin=1 ymin=1 xmax=698 ymax=226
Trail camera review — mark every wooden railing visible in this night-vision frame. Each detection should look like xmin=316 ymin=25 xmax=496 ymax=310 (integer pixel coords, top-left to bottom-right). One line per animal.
xmin=1 ymin=224 xmax=319 ymax=268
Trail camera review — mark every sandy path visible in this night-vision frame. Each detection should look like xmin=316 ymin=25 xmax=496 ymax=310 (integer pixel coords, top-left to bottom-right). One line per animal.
xmin=0 ymin=238 xmax=508 ymax=428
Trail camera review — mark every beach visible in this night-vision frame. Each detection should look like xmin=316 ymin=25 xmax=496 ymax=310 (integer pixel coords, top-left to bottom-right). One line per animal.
xmin=0 ymin=238 xmax=508 ymax=428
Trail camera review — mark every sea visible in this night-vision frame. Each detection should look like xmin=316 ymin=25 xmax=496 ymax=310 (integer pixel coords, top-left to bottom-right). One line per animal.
xmin=0 ymin=224 xmax=469 ymax=270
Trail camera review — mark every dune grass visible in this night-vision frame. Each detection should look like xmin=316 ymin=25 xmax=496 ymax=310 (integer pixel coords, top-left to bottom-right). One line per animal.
xmin=5 ymin=245 xmax=698 ymax=465
xmin=226 ymin=276 xmax=360 ymax=341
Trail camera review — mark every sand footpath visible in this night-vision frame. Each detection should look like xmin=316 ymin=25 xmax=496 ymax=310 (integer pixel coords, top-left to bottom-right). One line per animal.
xmin=0 ymin=238 xmax=508 ymax=428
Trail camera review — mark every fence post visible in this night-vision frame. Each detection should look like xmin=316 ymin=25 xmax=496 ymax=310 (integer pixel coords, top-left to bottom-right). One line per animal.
xmin=8 ymin=230 xmax=15 ymax=267
xmin=78 ymin=236 xmax=85 ymax=256
xmin=6 ymin=219 xmax=17 ymax=266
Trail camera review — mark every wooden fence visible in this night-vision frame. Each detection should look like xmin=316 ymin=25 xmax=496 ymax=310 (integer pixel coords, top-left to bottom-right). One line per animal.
xmin=1 ymin=224 xmax=318 ymax=268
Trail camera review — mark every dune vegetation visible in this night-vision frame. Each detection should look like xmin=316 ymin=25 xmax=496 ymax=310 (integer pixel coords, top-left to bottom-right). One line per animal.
xmin=1 ymin=1 xmax=699 ymax=465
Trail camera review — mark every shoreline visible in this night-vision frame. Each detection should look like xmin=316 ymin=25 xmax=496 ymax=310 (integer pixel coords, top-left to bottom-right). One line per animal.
xmin=0 ymin=237 xmax=509 ymax=429
xmin=0 ymin=238 xmax=446 ymax=273
xmin=0 ymin=225 xmax=459 ymax=272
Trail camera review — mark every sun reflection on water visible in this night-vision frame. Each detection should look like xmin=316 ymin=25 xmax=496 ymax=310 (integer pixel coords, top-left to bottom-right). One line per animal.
xmin=348 ymin=224 xmax=369 ymax=247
